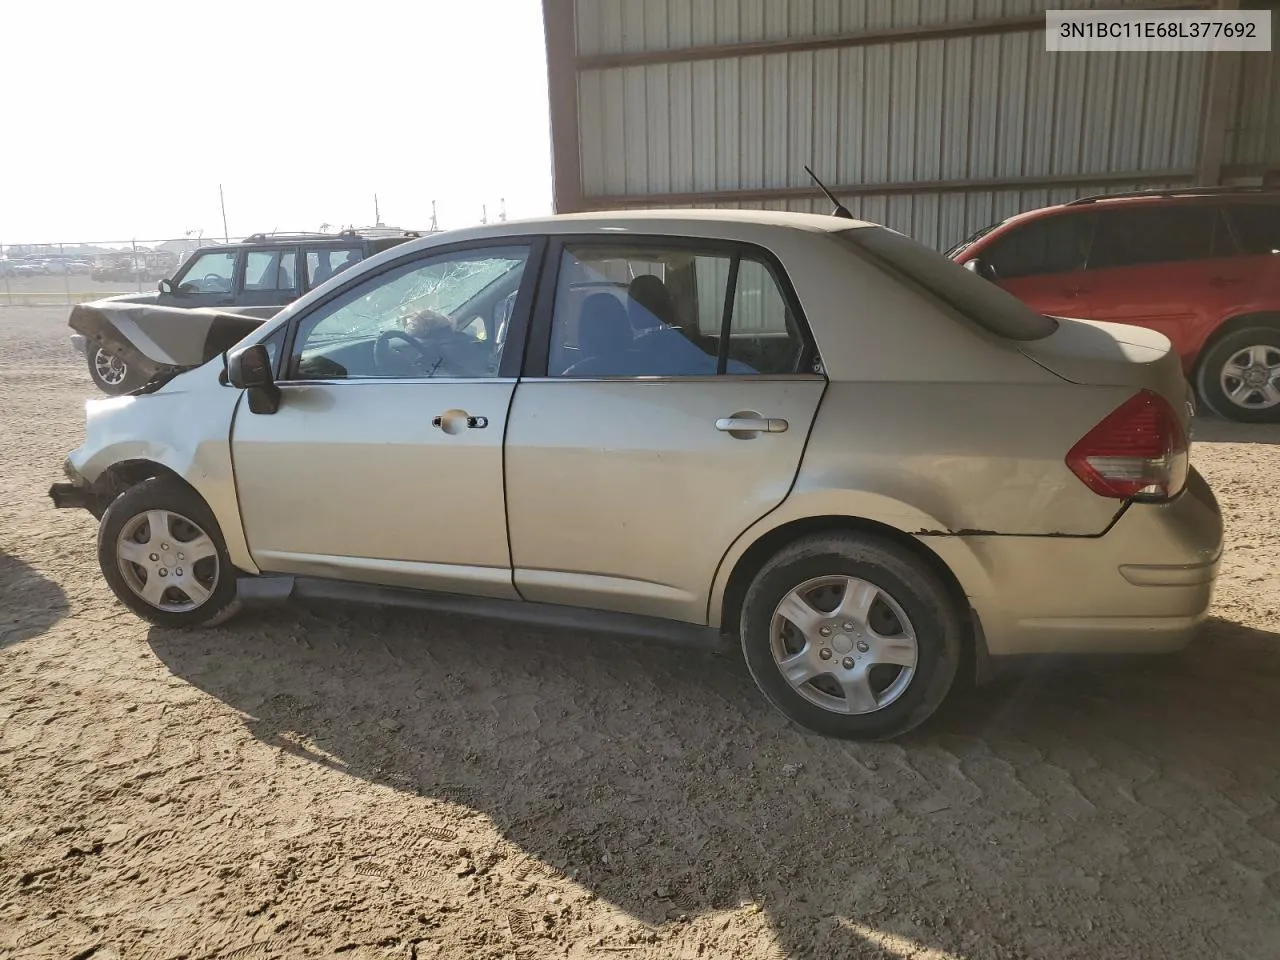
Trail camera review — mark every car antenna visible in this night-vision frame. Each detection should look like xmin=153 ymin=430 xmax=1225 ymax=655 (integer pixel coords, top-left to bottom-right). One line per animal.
xmin=804 ymin=165 xmax=854 ymax=220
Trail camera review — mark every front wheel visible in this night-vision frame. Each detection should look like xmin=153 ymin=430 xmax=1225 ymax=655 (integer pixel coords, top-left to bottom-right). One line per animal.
xmin=739 ymin=534 xmax=962 ymax=740
xmin=97 ymin=476 xmax=241 ymax=628
xmin=87 ymin=347 xmax=143 ymax=395
xmin=1195 ymin=327 xmax=1280 ymax=423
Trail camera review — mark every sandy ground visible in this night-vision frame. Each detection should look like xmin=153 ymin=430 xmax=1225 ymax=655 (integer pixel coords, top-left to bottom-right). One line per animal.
xmin=2 ymin=305 xmax=1280 ymax=960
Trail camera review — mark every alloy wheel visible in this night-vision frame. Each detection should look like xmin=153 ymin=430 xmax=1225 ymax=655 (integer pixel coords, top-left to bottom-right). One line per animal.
xmin=116 ymin=509 xmax=220 ymax=612
xmin=1219 ymin=344 xmax=1280 ymax=411
xmin=769 ymin=575 xmax=918 ymax=715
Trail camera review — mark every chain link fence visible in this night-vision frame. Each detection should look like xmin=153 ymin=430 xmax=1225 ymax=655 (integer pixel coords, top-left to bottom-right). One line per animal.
xmin=0 ymin=236 xmax=249 ymax=307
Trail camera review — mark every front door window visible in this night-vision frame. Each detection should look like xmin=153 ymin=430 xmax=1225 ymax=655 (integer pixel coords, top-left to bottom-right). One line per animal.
xmin=175 ymin=251 xmax=237 ymax=294
xmin=291 ymin=246 xmax=530 ymax=380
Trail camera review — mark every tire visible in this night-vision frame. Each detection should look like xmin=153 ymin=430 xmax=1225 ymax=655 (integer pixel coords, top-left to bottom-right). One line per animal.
xmin=739 ymin=533 xmax=962 ymax=740
xmin=97 ymin=476 xmax=241 ymax=629
xmin=87 ymin=347 xmax=143 ymax=396
xmin=1195 ymin=326 xmax=1280 ymax=423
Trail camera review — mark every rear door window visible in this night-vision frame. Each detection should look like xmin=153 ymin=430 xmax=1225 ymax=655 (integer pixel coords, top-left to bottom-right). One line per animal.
xmin=243 ymin=249 xmax=300 ymax=293
xmin=1226 ymin=203 xmax=1280 ymax=255
xmin=306 ymin=246 xmax=362 ymax=287
xmin=546 ymin=243 xmax=814 ymax=377
xmin=1089 ymin=206 xmax=1214 ymax=270
xmin=979 ymin=214 xmax=1095 ymax=279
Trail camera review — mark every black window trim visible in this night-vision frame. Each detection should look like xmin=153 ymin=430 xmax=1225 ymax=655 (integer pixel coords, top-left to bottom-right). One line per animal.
xmin=522 ymin=233 xmax=822 ymax=380
xmin=277 ymin=234 xmax=548 ymax=383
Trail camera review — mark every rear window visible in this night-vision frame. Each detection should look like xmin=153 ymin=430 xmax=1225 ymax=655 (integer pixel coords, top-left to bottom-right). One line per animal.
xmin=838 ymin=226 xmax=1058 ymax=342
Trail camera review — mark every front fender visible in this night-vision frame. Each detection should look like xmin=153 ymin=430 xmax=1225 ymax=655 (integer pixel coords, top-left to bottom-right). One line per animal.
xmin=69 ymin=367 xmax=257 ymax=573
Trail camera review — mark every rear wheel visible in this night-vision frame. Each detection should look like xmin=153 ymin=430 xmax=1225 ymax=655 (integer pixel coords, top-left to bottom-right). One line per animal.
xmin=1196 ymin=327 xmax=1280 ymax=423
xmin=740 ymin=533 xmax=962 ymax=740
xmin=87 ymin=347 xmax=142 ymax=395
xmin=97 ymin=476 xmax=240 ymax=628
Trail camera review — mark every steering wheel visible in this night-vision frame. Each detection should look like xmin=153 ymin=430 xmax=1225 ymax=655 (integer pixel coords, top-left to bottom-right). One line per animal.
xmin=374 ymin=329 xmax=428 ymax=375
xmin=202 ymin=273 xmax=229 ymax=292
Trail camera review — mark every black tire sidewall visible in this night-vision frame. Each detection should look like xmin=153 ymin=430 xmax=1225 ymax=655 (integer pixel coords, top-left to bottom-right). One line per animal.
xmin=740 ymin=537 xmax=961 ymax=740
xmin=97 ymin=476 xmax=239 ymax=628
xmin=1196 ymin=327 xmax=1280 ymax=423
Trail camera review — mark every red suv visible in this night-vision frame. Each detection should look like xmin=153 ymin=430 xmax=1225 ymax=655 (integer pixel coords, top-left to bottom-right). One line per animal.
xmin=948 ymin=189 xmax=1280 ymax=422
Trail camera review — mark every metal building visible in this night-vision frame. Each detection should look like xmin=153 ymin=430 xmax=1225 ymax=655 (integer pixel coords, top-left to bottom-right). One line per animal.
xmin=542 ymin=0 xmax=1280 ymax=250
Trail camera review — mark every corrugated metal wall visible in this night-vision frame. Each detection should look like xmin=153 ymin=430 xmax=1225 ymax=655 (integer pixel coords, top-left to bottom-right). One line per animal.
xmin=1226 ymin=6 xmax=1280 ymax=169
xmin=568 ymin=0 xmax=1278 ymax=251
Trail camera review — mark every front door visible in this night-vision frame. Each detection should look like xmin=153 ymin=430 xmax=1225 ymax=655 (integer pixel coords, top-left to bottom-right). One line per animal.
xmin=163 ymin=249 xmax=239 ymax=309
xmin=504 ymin=239 xmax=826 ymax=625
xmin=230 ymin=239 xmax=541 ymax=598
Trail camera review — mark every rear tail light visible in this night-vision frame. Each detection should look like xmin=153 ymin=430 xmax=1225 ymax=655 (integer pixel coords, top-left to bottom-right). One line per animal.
xmin=1065 ymin=389 xmax=1189 ymax=501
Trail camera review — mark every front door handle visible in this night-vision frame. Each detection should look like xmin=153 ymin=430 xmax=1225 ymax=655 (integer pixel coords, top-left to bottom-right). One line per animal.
xmin=716 ymin=415 xmax=789 ymax=437
xmin=432 ymin=409 xmax=488 ymax=434
xmin=1210 ymin=276 xmax=1244 ymax=287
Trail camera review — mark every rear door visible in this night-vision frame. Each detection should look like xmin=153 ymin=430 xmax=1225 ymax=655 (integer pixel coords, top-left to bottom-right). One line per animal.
xmin=972 ymin=211 xmax=1097 ymax=319
xmin=503 ymin=237 xmax=826 ymax=625
xmin=1082 ymin=204 xmax=1234 ymax=368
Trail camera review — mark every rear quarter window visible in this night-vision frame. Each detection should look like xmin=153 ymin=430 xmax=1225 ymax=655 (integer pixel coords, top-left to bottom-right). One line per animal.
xmin=1227 ymin=203 xmax=1280 ymax=255
xmin=837 ymin=226 xmax=1058 ymax=342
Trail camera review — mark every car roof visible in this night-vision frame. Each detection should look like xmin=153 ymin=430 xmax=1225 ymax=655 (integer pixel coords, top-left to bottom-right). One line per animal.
xmin=378 ymin=209 xmax=875 ymax=260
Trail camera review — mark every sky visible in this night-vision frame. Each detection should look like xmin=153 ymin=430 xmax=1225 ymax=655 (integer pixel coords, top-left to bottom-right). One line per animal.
xmin=1 ymin=0 xmax=555 ymax=245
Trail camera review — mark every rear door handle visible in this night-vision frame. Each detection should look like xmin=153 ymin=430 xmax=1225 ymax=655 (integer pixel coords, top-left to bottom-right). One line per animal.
xmin=1210 ymin=276 xmax=1244 ymax=286
xmin=716 ymin=416 xmax=789 ymax=435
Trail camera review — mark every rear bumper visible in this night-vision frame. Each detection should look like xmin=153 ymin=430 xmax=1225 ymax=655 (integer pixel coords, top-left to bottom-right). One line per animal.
xmin=932 ymin=468 xmax=1223 ymax=657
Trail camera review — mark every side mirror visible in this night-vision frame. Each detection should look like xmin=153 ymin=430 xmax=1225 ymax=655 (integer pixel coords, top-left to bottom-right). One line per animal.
xmin=227 ymin=343 xmax=280 ymax=414
xmin=158 ymin=278 xmax=173 ymax=294
xmin=963 ymin=258 xmax=998 ymax=282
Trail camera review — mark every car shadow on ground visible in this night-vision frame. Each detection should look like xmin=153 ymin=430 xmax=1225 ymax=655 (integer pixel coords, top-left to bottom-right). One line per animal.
xmin=0 ymin=550 xmax=69 ymax=649
xmin=147 ymin=606 xmax=1280 ymax=958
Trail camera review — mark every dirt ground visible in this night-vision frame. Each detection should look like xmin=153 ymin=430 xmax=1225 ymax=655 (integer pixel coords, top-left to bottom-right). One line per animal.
xmin=2 ymin=305 xmax=1280 ymax=960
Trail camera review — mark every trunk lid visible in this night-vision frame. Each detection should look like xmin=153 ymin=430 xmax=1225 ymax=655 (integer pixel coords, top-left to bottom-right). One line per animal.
xmin=1017 ymin=316 xmax=1195 ymax=435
